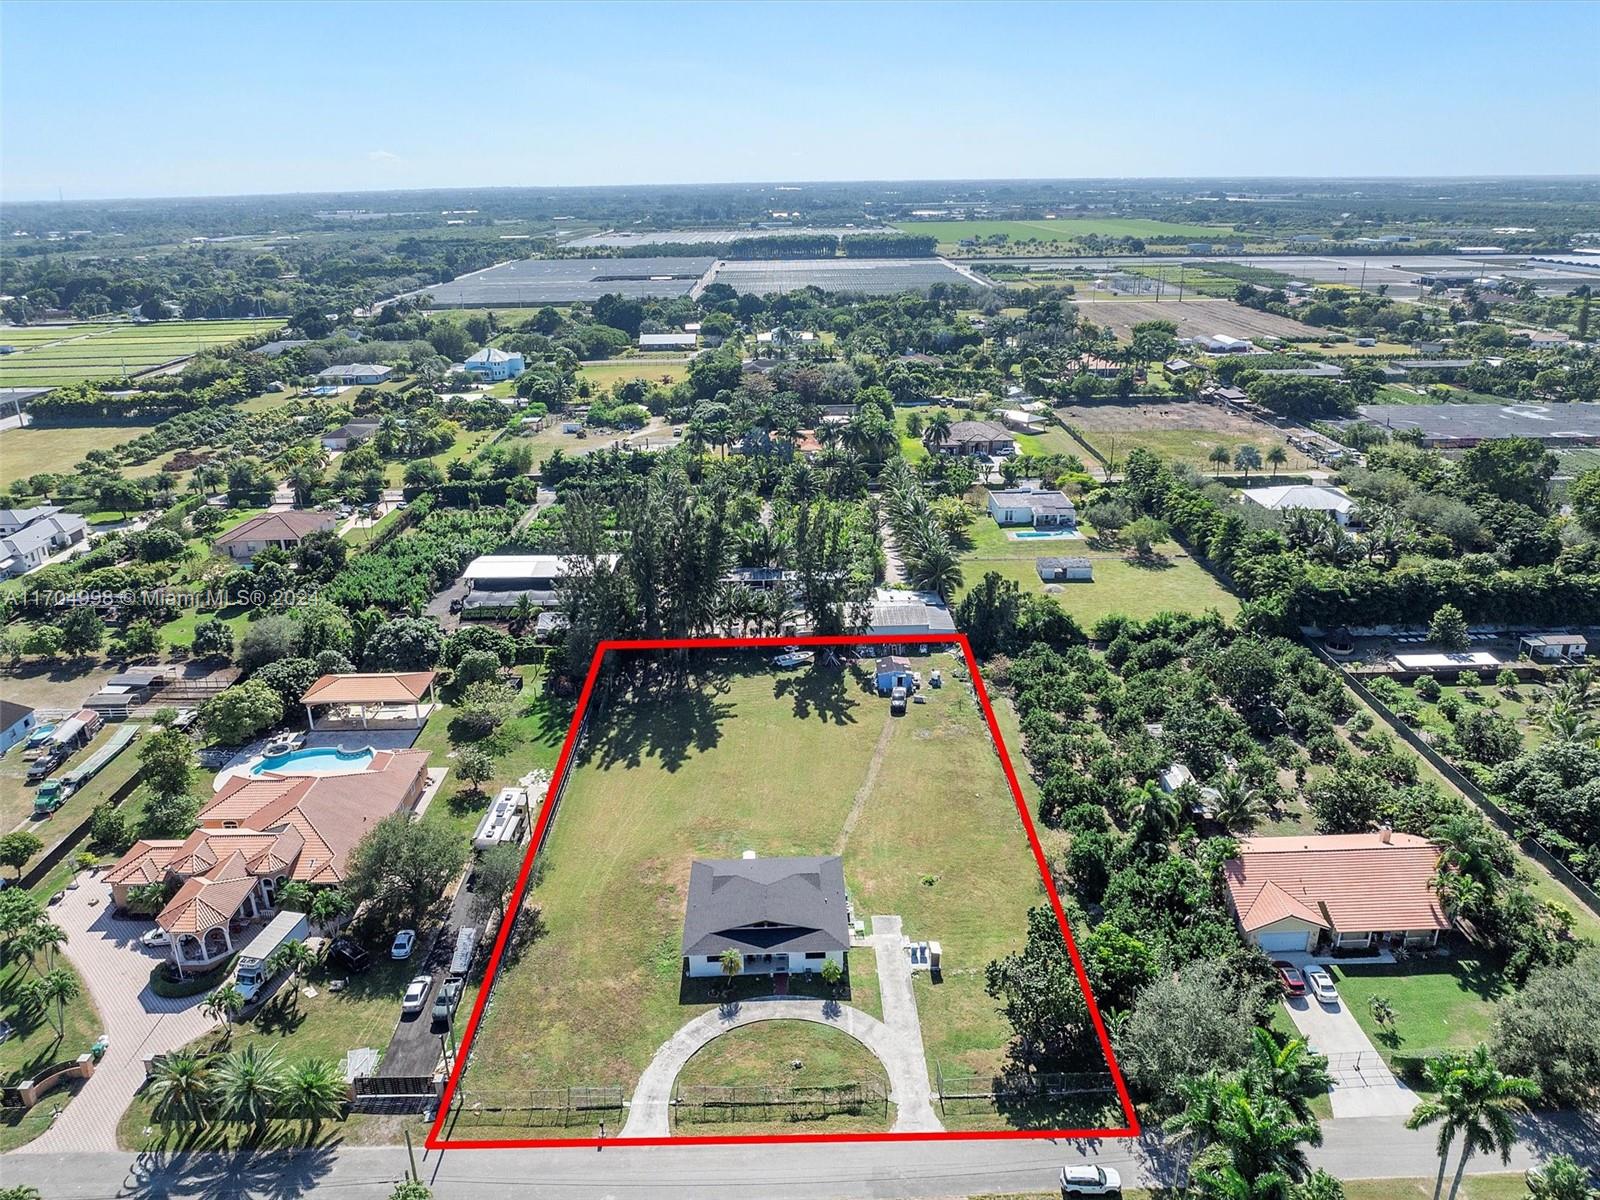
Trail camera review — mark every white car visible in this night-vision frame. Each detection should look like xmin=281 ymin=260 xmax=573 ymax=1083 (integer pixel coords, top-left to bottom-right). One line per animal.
xmin=390 ymin=929 xmax=417 ymax=960
xmin=140 ymin=927 xmax=170 ymax=949
xmin=1305 ymin=965 xmax=1340 ymax=1006
xmin=1061 ymin=1164 xmax=1122 ymax=1195
xmin=401 ymin=974 xmax=432 ymax=1015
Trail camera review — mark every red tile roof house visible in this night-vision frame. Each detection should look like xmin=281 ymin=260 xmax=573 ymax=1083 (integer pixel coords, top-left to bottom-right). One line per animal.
xmin=212 ymin=510 xmax=338 ymax=561
xmin=106 ymin=748 xmax=428 ymax=972
xmin=1223 ymin=831 xmax=1451 ymax=955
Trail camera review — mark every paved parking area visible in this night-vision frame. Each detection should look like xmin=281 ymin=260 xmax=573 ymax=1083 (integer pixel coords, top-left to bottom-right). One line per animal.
xmin=1278 ymin=955 xmax=1418 ymax=1119
xmin=16 ymin=873 xmax=217 ymax=1154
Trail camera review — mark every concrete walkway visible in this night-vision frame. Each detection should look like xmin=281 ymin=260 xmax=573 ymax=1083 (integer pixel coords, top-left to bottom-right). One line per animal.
xmin=16 ymin=874 xmax=219 ymax=1154
xmin=865 ymin=915 xmax=939 ymax=1129
xmin=619 ymin=990 xmax=941 ymax=1138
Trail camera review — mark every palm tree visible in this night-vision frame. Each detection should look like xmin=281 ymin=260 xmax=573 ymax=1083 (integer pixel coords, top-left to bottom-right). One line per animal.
xmin=216 ymin=1044 xmax=287 ymax=1137
xmin=1245 ymin=1028 xmax=1330 ymax=1121
xmin=1212 ymin=772 xmax=1265 ymax=834
xmin=1406 ymin=1047 xmax=1540 ymax=1200
xmin=1126 ymin=781 xmax=1182 ymax=843
xmin=281 ymin=1057 xmax=346 ymax=1141
xmin=1211 ymin=1084 xmax=1320 ymax=1186
xmin=922 ymin=411 xmax=952 ymax=456
xmin=508 ymin=593 xmax=535 ymax=636
xmin=287 ymin=464 xmax=323 ymax=508
xmin=1165 ymin=1069 xmax=1233 ymax=1149
xmin=15 ymin=919 xmax=67 ymax=976
xmin=1266 ymin=446 xmax=1288 ymax=477
xmin=906 ymin=532 xmax=963 ymax=600
xmin=1209 ymin=445 xmax=1231 ymax=477
xmin=1190 ymin=1155 xmax=1293 ymax=1200
xmin=718 ymin=947 xmax=742 ymax=996
xmin=1429 ymin=812 xmax=1501 ymax=891
xmin=265 ymin=940 xmax=318 ymax=1013
xmin=1233 ymin=445 xmax=1262 ymax=482
xmin=148 ymin=1050 xmax=214 ymax=1128
xmin=204 ymin=984 xmax=247 ymax=1045
xmin=28 ymin=968 xmax=79 ymax=1038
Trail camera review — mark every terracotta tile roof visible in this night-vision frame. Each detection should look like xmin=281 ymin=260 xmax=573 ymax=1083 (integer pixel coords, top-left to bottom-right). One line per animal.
xmin=104 ymin=840 xmax=183 ymax=887
xmin=301 ymin=672 xmax=437 ymax=704
xmin=1225 ymin=832 xmax=1449 ymax=935
xmin=157 ymin=850 xmax=260 ymax=934
xmin=213 ymin=510 xmax=336 ymax=546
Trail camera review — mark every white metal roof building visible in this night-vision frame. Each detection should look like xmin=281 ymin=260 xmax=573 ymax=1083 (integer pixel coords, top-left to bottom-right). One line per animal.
xmin=1242 ymin=484 xmax=1357 ymax=525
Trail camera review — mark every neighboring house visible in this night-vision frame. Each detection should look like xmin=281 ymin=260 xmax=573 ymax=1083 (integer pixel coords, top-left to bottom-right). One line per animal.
xmin=214 ymin=510 xmax=338 ymax=561
xmin=461 ymin=553 xmax=619 ymax=613
xmin=639 ymin=332 xmax=698 ymax=350
xmin=867 ymin=588 xmax=957 ymax=638
xmin=316 ymin=363 xmax=392 ymax=386
xmin=1074 ymin=354 xmax=1122 ymax=378
xmin=463 ymin=347 xmax=526 ymax=381
xmin=1001 ymin=409 xmax=1044 ymax=433
xmin=0 ymin=505 xmax=65 ymax=536
xmin=1223 ymin=830 xmax=1451 ymax=954
xmin=1197 ymin=334 xmax=1253 ymax=354
xmin=0 ymin=698 xmax=37 ymax=756
xmin=1511 ymin=329 xmax=1569 ymax=347
xmin=1036 ymin=556 xmax=1092 ymax=582
xmin=106 ymin=748 xmax=430 ymax=970
xmin=874 ymin=655 xmax=914 ymax=695
xmin=723 ymin=566 xmax=798 ymax=594
xmin=0 ymin=510 xmax=89 ymax=577
xmin=252 ymin=339 xmax=310 ymax=358
xmin=1242 ymin=484 xmax=1357 ymax=527
xmin=320 ymin=421 xmax=381 ymax=450
xmin=1257 ymin=363 xmax=1345 ymax=379
xmin=681 ymin=854 xmax=849 ymax=979
xmin=1519 ymin=633 xmax=1587 ymax=662
xmin=937 ymin=420 xmax=1016 ymax=457
xmin=987 ymin=487 xmax=1076 ymax=529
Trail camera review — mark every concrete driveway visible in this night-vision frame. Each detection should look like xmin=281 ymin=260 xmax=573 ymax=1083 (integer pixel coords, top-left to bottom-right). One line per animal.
xmin=16 ymin=872 xmax=218 ymax=1154
xmin=1278 ymin=958 xmax=1418 ymax=1119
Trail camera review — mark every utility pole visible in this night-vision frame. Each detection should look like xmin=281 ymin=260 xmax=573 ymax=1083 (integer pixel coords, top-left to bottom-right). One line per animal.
xmin=404 ymin=1128 xmax=419 ymax=1181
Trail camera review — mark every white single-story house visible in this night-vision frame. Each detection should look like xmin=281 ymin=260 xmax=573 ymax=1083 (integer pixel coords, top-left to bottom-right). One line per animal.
xmin=320 ymin=421 xmax=381 ymax=451
xmin=682 ymin=854 xmax=849 ymax=980
xmin=1511 ymin=329 xmax=1569 ymax=347
xmin=1242 ymin=484 xmax=1357 ymax=527
xmin=988 ymin=488 xmax=1077 ymax=529
xmin=317 ymin=364 xmax=392 ymax=386
xmin=1036 ymin=556 xmax=1092 ymax=583
xmin=213 ymin=511 xmax=338 ymax=561
xmin=0 ymin=510 xmax=89 ymax=577
xmin=463 ymin=347 xmax=525 ymax=381
xmin=1519 ymin=633 xmax=1587 ymax=662
xmin=0 ymin=699 xmax=37 ymax=756
xmin=639 ymin=332 xmax=698 ymax=350
xmin=1224 ymin=831 xmax=1451 ymax=954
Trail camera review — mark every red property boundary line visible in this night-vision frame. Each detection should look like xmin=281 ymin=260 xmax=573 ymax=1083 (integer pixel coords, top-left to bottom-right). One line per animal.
xmin=427 ymin=633 xmax=1141 ymax=1149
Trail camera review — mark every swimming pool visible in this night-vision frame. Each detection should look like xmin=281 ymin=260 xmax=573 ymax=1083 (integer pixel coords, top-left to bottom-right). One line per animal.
xmin=1008 ymin=529 xmax=1082 ymax=541
xmin=250 ymin=746 xmax=375 ymax=776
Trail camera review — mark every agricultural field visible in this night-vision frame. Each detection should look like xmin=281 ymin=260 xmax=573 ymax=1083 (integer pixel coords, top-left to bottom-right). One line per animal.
xmin=451 ymin=652 xmax=1084 ymax=1135
xmin=956 ymin=515 xmax=1240 ymax=627
xmin=576 ymin=356 xmax=691 ymax=391
xmin=0 ymin=319 xmax=284 ymax=386
xmin=897 ymin=218 xmax=1242 ymax=253
xmin=1072 ymin=298 xmax=1326 ymax=343
xmin=1055 ymin=399 xmax=1315 ymax=474
xmin=0 ymin=420 xmax=165 ymax=486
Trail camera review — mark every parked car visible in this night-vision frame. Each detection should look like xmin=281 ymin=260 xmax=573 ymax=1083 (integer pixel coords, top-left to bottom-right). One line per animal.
xmin=330 ymin=937 xmax=371 ymax=973
xmin=401 ymin=974 xmax=432 ymax=1015
xmin=1305 ymin=966 xmax=1340 ymax=1007
xmin=1060 ymin=1164 xmax=1122 ymax=1196
xmin=431 ymin=978 xmax=464 ymax=1025
xmin=890 ymin=685 xmax=908 ymax=715
xmin=390 ymin=929 xmax=417 ymax=960
xmin=1272 ymin=960 xmax=1307 ymax=997
xmin=140 ymin=927 xmax=171 ymax=949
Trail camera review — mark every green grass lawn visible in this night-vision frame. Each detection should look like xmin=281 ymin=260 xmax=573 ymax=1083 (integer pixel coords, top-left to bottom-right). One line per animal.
xmin=1065 ymin=424 xmax=1315 ymax=475
xmin=1402 ymin=681 xmax=1545 ymax=754
xmin=577 ymin=357 xmax=691 ymax=391
xmin=459 ymin=653 xmax=1052 ymax=1125
xmin=0 ymin=319 xmax=284 ymax=387
xmin=0 ymin=960 xmax=102 ymax=1086
xmin=957 ymin=516 xmax=1239 ymax=627
xmin=897 ymin=217 xmax=1240 ymax=252
xmin=670 ymin=1022 xmax=891 ymax=1135
xmin=1329 ymin=956 xmax=1511 ymax=1064
xmin=0 ymin=421 xmax=165 ymax=486
xmin=0 ymin=723 xmax=146 ymax=872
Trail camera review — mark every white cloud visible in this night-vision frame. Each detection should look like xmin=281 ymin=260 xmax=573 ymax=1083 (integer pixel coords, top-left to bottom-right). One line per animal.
xmin=366 ymin=149 xmax=401 ymax=162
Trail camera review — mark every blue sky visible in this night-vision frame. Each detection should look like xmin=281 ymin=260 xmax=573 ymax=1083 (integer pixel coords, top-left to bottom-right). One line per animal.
xmin=2 ymin=0 xmax=1596 ymax=201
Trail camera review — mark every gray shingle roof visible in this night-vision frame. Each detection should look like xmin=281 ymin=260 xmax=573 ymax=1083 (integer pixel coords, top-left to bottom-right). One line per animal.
xmin=682 ymin=855 xmax=849 ymax=958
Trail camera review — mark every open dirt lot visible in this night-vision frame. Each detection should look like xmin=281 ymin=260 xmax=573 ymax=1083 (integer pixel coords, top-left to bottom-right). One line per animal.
xmin=1071 ymin=297 xmax=1326 ymax=343
xmin=1057 ymin=399 xmax=1317 ymax=472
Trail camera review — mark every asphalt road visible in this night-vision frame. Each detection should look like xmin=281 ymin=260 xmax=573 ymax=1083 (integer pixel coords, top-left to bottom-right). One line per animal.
xmin=7 ymin=1111 xmax=1595 ymax=1200
xmin=379 ymin=870 xmax=479 ymax=1079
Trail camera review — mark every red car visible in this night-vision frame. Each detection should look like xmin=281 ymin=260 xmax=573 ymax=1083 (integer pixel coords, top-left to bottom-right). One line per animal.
xmin=1273 ymin=960 xmax=1307 ymax=997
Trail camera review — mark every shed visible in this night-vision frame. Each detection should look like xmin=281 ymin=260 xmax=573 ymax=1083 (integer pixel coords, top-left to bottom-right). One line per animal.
xmin=1519 ymin=633 xmax=1587 ymax=662
xmin=874 ymin=656 xmax=913 ymax=696
xmin=1036 ymin=556 xmax=1093 ymax=582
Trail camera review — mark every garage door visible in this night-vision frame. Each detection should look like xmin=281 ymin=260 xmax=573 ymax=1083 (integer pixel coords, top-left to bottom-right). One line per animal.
xmin=1257 ymin=930 xmax=1311 ymax=953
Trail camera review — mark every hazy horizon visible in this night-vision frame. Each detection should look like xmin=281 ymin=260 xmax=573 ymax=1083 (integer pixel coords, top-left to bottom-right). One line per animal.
xmin=3 ymin=0 xmax=1597 ymax=203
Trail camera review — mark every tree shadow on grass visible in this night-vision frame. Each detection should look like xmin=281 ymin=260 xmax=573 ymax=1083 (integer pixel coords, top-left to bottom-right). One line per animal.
xmin=585 ymin=667 xmax=735 ymax=775
xmin=1124 ymin=552 xmax=1176 ymax=571
xmin=771 ymin=662 xmax=864 ymax=727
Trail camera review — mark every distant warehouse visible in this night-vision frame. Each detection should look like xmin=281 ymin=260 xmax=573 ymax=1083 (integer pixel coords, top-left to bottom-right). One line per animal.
xmin=1349 ymin=403 xmax=1600 ymax=449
